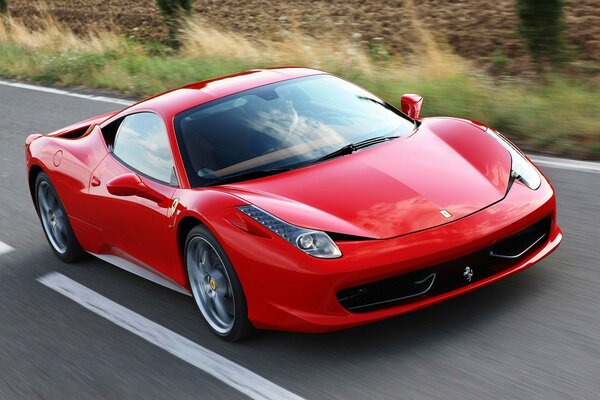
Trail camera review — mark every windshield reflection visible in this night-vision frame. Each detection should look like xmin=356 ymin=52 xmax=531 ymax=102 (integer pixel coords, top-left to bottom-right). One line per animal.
xmin=174 ymin=75 xmax=415 ymax=186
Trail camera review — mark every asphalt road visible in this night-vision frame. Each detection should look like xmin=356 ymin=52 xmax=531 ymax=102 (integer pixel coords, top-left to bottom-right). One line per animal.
xmin=1 ymin=82 xmax=599 ymax=400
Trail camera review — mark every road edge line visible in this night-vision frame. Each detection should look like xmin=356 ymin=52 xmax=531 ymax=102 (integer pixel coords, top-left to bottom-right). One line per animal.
xmin=529 ymin=155 xmax=600 ymax=174
xmin=0 ymin=79 xmax=135 ymax=106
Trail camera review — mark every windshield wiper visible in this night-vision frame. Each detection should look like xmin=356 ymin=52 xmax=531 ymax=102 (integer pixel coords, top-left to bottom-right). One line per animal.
xmin=209 ymin=166 xmax=294 ymax=186
xmin=315 ymin=135 xmax=400 ymax=163
xmin=209 ymin=135 xmax=399 ymax=185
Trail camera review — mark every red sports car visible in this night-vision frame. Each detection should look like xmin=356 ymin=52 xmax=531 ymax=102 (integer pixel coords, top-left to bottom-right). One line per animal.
xmin=26 ymin=68 xmax=562 ymax=340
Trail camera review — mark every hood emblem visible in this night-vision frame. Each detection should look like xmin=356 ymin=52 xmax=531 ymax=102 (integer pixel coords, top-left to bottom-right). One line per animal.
xmin=463 ymin=266 xmax=474 ymax=282
xmin=440 ymin=209 xmax=452 ymax=219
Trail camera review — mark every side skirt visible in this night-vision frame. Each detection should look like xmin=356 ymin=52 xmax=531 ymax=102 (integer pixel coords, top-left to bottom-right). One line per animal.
xmin=89 ymin=252 xmax=191 ymax=296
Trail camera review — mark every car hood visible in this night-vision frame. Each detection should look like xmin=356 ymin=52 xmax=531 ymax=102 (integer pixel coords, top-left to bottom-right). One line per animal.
xmin=222 ymin=118 xmax=511 ymax=239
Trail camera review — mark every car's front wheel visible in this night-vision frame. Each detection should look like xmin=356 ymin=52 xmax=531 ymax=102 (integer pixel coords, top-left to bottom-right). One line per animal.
xmin=185 ymin=225 xmax=255 ymax=341
xmin=35 ymin=172 xmax=85 ymax=263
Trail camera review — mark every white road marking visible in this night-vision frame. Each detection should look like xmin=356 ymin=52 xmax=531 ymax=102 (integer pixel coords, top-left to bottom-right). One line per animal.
xmin=38 ymin=272 xmax=304 ymax=400
xmin=2 ymin=78 xmax=599 ymax=173
xmin=0 ymin=79 xmax=135 ymax=106
xmin=0 ymin=241 xmax=15 ymax=256
xmin=529 ymin=155 xmax=600 ymax=174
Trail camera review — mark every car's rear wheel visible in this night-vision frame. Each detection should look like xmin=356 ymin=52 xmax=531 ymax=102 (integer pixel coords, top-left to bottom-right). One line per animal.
xmin=35 ymin=172 xmax=85 ymax=263
xmin=185 ymin=225 xmax=255 ymax=341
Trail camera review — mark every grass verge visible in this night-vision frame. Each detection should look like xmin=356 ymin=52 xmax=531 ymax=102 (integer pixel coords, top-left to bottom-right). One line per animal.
xmin=0 ymin=17 xmax=598 ymax=159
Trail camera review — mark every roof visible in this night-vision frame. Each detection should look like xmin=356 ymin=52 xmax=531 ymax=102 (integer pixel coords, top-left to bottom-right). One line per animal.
xmin=127 ymin=67 xmax=325 ymax=118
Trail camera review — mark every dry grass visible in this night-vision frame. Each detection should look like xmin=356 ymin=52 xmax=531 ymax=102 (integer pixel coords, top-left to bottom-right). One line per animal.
xmin=0 ymin=15 xmax=123 ymax=53
xmin=401 ymin=0 xmax=469 ymax=78
xmin=1 ymin=11 xmax=468 ymax=80
xmin=180 ymin=18 xmax=375 ymax=73
xmin=179 ymin=7 xmax=471 ymax=83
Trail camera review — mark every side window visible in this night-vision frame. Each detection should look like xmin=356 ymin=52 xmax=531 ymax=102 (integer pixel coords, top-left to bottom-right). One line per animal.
xmin=112 ymin=112 xmax=177 ymax=186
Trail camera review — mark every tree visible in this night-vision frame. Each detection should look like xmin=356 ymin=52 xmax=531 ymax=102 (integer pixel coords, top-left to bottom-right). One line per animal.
xmin=156 ymin=0 xmax=193 ymax=48
xmin=516 ymin=0 xmax=565 ymax=67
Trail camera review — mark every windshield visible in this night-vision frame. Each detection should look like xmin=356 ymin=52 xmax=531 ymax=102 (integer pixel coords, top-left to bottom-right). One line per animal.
xmin=174 ymin=75 xmax=415 ymax=186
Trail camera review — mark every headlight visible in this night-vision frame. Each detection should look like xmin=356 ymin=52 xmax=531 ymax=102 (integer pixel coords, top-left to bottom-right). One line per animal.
xmin=486 ymin=129 xmax=541 ymax=190
xmin=237 ymin=205 xmax=342 ymax=259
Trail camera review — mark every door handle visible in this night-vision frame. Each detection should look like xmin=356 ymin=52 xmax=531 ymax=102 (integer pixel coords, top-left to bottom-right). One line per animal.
xmin=91 ymin=176 xmax=101 ymax=187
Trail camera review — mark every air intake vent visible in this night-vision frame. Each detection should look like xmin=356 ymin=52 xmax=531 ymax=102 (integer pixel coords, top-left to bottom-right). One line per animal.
xmin=489 ymin=217 xmax=551 ymax=259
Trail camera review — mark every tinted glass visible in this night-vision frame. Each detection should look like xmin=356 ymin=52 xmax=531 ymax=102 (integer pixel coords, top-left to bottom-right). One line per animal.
xmin=174 ymin=75 xmax=415 ymax=186
xmin=113 ymin=112 xmax=177 ymax=185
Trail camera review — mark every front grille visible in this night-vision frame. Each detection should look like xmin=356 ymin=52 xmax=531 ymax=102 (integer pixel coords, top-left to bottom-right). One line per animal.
xmin=337 ymin=216 xmax=551 ymax=313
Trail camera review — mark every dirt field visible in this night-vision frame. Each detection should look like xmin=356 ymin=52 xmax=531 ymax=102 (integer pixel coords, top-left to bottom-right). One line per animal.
xmin=7 ymin=0 xmax=599 ymax=74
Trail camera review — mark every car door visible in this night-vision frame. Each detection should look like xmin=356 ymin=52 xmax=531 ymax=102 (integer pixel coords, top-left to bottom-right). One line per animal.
xmin=87 ymin=112 xmax=180 ymax=278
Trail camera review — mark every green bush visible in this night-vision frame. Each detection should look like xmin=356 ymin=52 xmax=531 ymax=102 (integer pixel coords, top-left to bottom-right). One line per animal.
xmin=156 ymin=0 xmax=192 ymax=17
xmin=0 ymin=0 xmax=8 ymax=17
xmin=156 ymin=0 xmax=193 ymax=47
xmin=516 ymin=0 xmax=565 ymax=65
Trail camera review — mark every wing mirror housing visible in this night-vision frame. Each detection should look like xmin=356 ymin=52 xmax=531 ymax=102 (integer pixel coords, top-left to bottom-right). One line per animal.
xmin=106 ymin=173 xmax=166 ymax=203
xmin=401 ymin=94 xmax=424 ymax=119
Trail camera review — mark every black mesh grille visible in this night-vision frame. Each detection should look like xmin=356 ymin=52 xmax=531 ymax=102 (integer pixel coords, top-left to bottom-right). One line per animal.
xmin=337 ymin=217 xmax=551 ymax=313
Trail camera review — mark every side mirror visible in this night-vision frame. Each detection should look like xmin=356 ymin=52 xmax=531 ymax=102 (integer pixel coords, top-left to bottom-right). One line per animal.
xmin=400 ymin=94 xmax=424 ymax=119
xmin=106 ymin=173 xmax=166 ymax=203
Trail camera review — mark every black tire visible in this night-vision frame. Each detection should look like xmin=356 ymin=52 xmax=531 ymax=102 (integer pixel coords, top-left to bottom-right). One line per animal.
xmin=185 ymin=225 xmax=255 ymax=341
xmin=34 ymin=172 xmax=85 ymax=263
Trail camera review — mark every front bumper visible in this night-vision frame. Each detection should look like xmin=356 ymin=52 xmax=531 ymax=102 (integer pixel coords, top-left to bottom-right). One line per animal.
xmin=219 ymin=179 xmax=561 ymax=332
